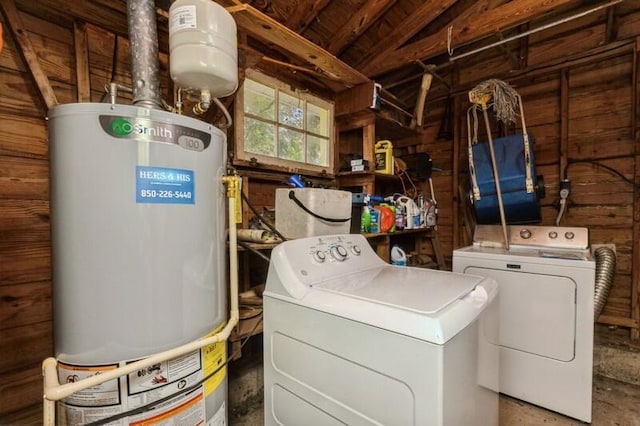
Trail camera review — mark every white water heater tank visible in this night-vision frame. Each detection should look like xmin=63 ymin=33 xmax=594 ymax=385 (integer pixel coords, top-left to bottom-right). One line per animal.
xmin=49 ymin=103 xmax=228 ymax=425
xmin=169 ymin=0 xmax=238 ymax=97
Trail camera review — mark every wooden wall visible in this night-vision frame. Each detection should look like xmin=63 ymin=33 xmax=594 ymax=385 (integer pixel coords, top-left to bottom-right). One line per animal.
xmin=1 ymin=0 xmax=640 ymax=420
xmin=410 ymin=2 xmax=640 ymax=337
xmin=0 ymin=0 xmax=172 ymax=418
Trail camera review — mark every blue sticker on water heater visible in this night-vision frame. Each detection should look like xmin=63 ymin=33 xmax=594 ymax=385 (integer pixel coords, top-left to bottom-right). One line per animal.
xmin=136 ymin=166 xmax=195 ymax=204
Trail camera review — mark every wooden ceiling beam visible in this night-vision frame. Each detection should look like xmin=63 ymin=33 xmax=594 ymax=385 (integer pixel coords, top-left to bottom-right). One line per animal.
xmin=285 ymin=0 xmax=331 ymax=33
xmin=326 ymin=0 xmax=397 ymax=56
xmin=355 ymin=0 xmax=457 ymax=72
xmin=228 ymin=4 xmax=370 ymax=89
xmin=0 ymin=0 xmax=59 ymax=110
xmin=362 ymin=0 xmax=578 ymax=77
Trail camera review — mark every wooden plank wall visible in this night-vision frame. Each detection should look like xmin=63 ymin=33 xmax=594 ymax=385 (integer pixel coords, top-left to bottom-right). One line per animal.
xmin=0 ymin=1 xmax=171 ymax=418
xmin=1 ymin=0 xmax=639 ymax=420
xmin=409 ymin=2 xmax=640 ymax=337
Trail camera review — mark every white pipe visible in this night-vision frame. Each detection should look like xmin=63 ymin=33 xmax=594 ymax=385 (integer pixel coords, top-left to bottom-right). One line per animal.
xmin=42 ymin=177 xmax=241 ymax=425
xmin=213 ymin=97 xmax=233 ymax=129
xmin=449 ymin=0 xmax=623 ymax=62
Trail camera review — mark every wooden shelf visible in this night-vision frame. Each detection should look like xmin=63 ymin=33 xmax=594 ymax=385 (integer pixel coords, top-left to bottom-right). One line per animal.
xmin=364 ymin=227 xmax=446 ymax=270
xmin=363 ymin=227 xmax=437 ymax=239
xmin=336 ymin=171 xmax=402 ymax=194
xmin=234 ymin=241 xmax=280 ymax=251
xmin=375 ymin=111 xmax=420 ymax=140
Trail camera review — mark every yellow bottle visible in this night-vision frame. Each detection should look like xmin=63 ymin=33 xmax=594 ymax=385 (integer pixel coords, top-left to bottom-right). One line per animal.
xmin=374 ymin=140 xmax=394 ymax=175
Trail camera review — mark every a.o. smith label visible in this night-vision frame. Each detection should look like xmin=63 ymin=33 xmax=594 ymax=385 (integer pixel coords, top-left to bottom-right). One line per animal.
xmin=99 ymin=115 xmax=211 ymax=152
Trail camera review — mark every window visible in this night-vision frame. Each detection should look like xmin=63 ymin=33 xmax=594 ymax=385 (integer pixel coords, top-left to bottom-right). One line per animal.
xmin=235 ymin=70 xmax=334 ymax=174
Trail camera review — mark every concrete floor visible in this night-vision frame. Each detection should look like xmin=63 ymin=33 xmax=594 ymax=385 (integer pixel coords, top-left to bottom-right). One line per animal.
xmin=231 ymin=375 xmax=640 ymax=425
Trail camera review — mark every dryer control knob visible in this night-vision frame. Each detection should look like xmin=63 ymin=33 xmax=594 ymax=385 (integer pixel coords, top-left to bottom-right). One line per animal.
xmin=330 ymin=245 xmax=348 ymax=261
xmin=565 ymin=231 xmax=575 ymax=240
xmin=312 ymin=250 xmax=326 ymax=263
xmin=351 ymin=245 xmax=361 ymax=256
xmin=520 ymin=228 xmax=532 ymax=239
xmin=549 ymin=231 xmax=558 ymax=239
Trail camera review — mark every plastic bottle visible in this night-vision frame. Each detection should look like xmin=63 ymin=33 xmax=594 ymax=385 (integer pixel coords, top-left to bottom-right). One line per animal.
xmin=391 ymin=245 xmax=407 ymax=266
xmin=369 ymin=206 xmax=380 ymax=233
xmin=361 ymin=206 xmax=371 ymax=232
xmin=378 ymin=203 xmax=396 ymax=233
xmin=395 ymin=204 xmax=405 ymax=230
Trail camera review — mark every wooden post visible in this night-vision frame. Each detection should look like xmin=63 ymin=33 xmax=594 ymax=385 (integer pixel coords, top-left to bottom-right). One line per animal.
xmin=73 ymin=21 xmax=91 ymax=102
xmin=560 ymin=68 xmax=569 ymax=182
xmin=0 ymin=0 xmax=59 ymax=110
xmin=452 ymin=67 xmax=461 ymax=248
xmin=631 ymin=37 xmax=639 ymax=340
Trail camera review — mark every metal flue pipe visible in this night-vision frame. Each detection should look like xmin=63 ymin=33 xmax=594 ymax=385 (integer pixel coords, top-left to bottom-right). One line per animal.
xmin=127 ymin=0 xmax=163 ymax=109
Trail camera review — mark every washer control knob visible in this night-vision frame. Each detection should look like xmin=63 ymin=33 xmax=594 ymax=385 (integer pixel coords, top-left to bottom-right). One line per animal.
xmin=565 ymin=231 xmax=575 ymax=240
xmin=313 ymin=250 xmax=326 ymax=263
xmin=548 ymin=231 xmax=558 ymax=239
xmin=351 ymin=245 xmax=361 ymax=256
xmin=519 ymin=228 xmax=532 ymax=239
xmin=330 ymin=245 xmax=348 ymax=261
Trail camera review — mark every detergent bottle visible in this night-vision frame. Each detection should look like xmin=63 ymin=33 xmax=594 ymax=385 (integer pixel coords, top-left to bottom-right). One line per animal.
xmin=368 ymin=206 xmax=381 ymax=233
xmin=378 ymin=203 xmax=396 ymax=233
xmin=396 ymin=196 xmax=420 ymax=229
xmin=391 ymin=245 xmax=407 ymax=266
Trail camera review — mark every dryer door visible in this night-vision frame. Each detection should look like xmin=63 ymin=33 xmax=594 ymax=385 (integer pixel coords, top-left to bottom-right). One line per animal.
xmin=465 ymin=267 xmax=576 ymax=362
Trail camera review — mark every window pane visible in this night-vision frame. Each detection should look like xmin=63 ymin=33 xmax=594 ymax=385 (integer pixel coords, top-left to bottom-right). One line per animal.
xmin=307 ymin=135 xmax=329 ymax=166
xmin=244 ymin=117 xmax=275 ymax=157
xmin=307 ymin=103 xmax=329 ymax=137
xmin=279 ymin=92 xmax=304 ymax=129
xmin=278 ymin=128 xmax=304 ymax=162
xmin=244 ymin=80 xmax=275 ymax=120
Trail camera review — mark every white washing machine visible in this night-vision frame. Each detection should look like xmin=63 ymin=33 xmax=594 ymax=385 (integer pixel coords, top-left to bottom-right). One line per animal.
xmin=263 ymin=234 xmax=499 ymax=426
xmin=453 ymin=225 xmax=595 ymax=423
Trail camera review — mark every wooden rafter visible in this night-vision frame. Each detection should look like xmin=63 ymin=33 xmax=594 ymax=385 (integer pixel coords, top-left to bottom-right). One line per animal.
xmin=362 ymin=0 xmax=577 ymax=77
xmin=355 ymin=0 xmax=458 ymax=72
xmin=326 ymin=0 xmax=397 ymax=56
xmin=285 ymin=0 xmax=331 ymax=33
xmin=228 ymin=4 xmax=369 ymax=89
xmin=0 ymin=0 xmax=59 ymax=110
xmin=73 ymin=21 xmax=91 ymax=102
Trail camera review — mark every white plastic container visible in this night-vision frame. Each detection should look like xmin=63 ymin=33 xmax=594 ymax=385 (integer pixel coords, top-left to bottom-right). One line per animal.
xmin=275 ymin=188 xmax=352 ymax=239
xmin=169 ymin=0 xmax=238 ymax=96
xmin=391 ymin=245 xmax=407 ymax=266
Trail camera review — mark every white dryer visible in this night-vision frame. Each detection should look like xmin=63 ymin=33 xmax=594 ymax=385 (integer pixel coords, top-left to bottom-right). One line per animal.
xmin=264 ymin=234 xmax=499 ymax=426
xmin=453 ymin=225 xmax=595 ymax=423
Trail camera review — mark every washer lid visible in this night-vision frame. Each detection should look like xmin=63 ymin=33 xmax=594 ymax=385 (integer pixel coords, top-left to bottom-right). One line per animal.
xmin=312 ymin=266 xmax=480 ymax=314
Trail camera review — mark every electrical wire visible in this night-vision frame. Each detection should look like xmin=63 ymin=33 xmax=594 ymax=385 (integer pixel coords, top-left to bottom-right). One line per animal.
xmin=240 ymin=190 xmax=287 ymax=241
xmin=287 ymin=190 xmax=350 ymax=223
xmin=85 ymin=316 xmax=264 ymax=426
xmin=564 ymin=160 xmax=640 ymax=190
xmin=238 ymin=240 xmax=271 ymax=262
xmin=555 ymin=198 xmax=567 ymax=226
xmin=394 ymin=167 xmax=418 ymax=199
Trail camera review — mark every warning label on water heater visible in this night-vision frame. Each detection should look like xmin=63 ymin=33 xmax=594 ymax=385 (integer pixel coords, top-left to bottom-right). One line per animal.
xmin=136 ymin=166 xmax=195 ymax=204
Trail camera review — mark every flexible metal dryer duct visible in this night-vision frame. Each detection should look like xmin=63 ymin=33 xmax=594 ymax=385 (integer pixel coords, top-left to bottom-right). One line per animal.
xmin=593 ymin=247 xmax=616 ymax=320
xmin=127 ymin=0 xmax=162 ymax=109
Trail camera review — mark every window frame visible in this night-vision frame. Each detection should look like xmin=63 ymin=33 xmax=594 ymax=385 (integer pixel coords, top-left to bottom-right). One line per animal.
xmin=234 ymin=69 xmax=335 ymax=175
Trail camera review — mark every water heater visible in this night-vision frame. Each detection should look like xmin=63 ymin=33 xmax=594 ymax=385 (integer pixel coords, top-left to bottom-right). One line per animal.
xmin=49 ymin=103 xmax=228 ymax=424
